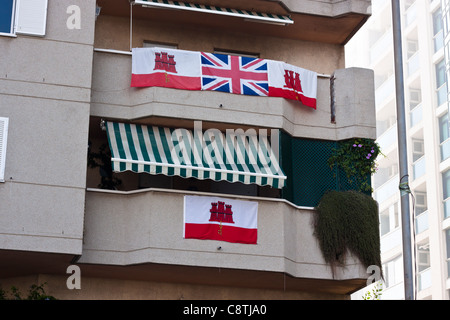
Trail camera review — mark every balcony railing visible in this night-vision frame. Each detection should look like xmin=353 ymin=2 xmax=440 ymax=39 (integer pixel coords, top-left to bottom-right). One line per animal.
xmin=375 ymin=75 xmax=395 ymax=107
xmin=444 ymin=198 xmax=450 ymax=219
xmin=374 ymin=174 xmax=399 ymax=203
xmin=415 ymin=210 xmax=429 ymax=234
xmin=441 ymin=139 xmax=450 ymax=161
xmin=434 ymin=30 xmax=444 ymax=53
xmin=410 ymin=103 xmax=423 ymax=128
xmin=412 ymin=156 xmax=426 ymax=180
xmin=377 ymin=124 xmax=397 ymax=151
xmin=370 ymin=30 xmax=392 ymax=63
xmin=418 ymin=268 xmax=432 ymax=291
xmin=407 ymin=52 xmax=420 ymax=77
xmin=437 ymin=84 xmax=448 ymax=107
xmin=405 ymin=2 xmax=417 ymax=27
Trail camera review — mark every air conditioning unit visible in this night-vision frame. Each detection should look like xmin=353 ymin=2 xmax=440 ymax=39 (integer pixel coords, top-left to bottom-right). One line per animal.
xmin=415 ymin=192 xmax=428 ymax=215
xmin=407 ymin=40 xmax=418 ymax=59
xmin=409 ymin=88 xmax=421 ymax=109
xmin=412 ymin=140 xmax=425 ymax=162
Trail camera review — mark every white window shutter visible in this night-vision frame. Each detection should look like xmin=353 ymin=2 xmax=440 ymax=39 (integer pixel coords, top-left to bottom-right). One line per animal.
xmin=0 ymin=117 xmax=9 ymax=183
xmin=15 ymin=0 xmax=48 ymax=36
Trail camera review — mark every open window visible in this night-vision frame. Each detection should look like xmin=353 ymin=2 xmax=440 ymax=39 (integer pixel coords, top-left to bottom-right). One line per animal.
xmin=0 ymin=0 xmax=48 ymax=37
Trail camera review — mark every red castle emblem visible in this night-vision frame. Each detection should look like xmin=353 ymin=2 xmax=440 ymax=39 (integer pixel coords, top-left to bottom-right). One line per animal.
xmin=283 ymin=70 xmax=303 ymax=99
xmin=154 ymin=51 xmax=177 ymax=73
xmin=209 ymin=201 xmax=234 ymax=224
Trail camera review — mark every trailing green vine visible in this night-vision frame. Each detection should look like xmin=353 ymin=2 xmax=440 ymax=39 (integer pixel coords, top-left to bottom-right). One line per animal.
xmin=313 ymin=190 xmax=382 ymax=278
xmin=328 ymin=138 xmax=382 ymax=193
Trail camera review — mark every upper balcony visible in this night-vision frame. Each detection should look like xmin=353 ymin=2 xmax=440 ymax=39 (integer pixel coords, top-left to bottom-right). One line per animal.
xmin=96 ymin=0 xmax=372 ymax=49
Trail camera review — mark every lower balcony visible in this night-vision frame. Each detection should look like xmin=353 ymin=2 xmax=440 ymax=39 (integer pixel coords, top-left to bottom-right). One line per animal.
xmin=77 ymin=187 xmax=370 ymax=298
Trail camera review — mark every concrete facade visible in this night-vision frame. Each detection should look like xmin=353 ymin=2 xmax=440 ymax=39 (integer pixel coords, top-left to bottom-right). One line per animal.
xmin=0 ymin=0 xmax=375 ymax=300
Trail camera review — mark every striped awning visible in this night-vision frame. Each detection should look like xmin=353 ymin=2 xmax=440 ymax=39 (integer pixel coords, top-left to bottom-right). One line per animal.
xmin=105 ymin=121 xmax=286 ymax=189
xmin=133 ymin=0 xmax=293 ymax=26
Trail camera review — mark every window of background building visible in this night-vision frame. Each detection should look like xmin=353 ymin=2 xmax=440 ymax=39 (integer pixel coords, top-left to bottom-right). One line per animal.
xmin=436 ymin=59 xmax=447 ymax=106
xmin=446 ymin=229 xmax=450 ymax=278
xmin=442 ymin=170 xmax=450 ymax=219
xmin=383 ymin=255 xmax=403 ymax=288
xmin=380 ymin=203 xmax=399 ymax=236
xmin=433 ymin=7 xmax=444 ymax=52
xmin=0 ymin=0 xmax=15 ymax=34
xmin=439 ymin=113 xmax=450 ymax=161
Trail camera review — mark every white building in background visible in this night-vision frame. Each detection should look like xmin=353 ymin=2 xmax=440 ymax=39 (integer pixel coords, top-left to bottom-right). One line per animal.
xmin=346 ymin=0 xmax=450 ymax=299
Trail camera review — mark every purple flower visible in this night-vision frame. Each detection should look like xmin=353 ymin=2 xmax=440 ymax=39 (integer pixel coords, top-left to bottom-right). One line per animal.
xmin=358 ymin=144 xmax=362 ymax=148
xmin=353 ymin=144 xmax=357 ymax=147
xmin=371 ymin=149 xmax=375 ymax=153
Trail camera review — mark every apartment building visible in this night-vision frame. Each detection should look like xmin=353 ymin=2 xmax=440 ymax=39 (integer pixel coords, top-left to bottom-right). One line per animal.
xmin=0 ymin=0 xmax=375 ymax=299
xmin=346 ymin=0 xmax=450 ymax=299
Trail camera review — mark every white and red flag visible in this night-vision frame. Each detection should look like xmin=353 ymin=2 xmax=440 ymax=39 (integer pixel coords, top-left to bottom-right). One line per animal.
xmin=131 ymin=47 xmax=202 ymax=90
xmin=183 ymin=195 xmax=258 ymax=244
xmin=267 ymin=60 xmax=317 ymax=109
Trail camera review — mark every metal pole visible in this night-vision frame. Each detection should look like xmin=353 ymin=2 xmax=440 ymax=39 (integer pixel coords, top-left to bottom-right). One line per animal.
xmin=391 ymin=0 xmax=415 ymax=300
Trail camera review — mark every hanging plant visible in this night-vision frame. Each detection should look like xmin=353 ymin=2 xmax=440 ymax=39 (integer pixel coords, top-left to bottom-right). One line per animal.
xmin=88 ymin=142 xmax=122 ymax=190
xmin=313 ymin=190 xmax=382 ymax=279
xmin=328 ymin=138 xmax=382 ymax=193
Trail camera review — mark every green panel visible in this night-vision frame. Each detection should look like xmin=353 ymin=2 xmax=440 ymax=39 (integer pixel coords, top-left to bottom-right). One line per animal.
xmin=280 ymin=132 xmax=372 ymax=207
xmin=290 ymin=137 xmax=338 ymax=207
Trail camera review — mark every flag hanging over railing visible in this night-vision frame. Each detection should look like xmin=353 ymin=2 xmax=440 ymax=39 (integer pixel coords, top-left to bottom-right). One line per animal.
xmin=184 ymin=195 xmax=258 ymax=244
xmin=131 ymin=47 xmax=317 ymax=109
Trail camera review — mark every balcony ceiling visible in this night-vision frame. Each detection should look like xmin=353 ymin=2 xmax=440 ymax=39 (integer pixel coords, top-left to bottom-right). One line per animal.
xmin=97 ymin=0 xmax=370 ymax=45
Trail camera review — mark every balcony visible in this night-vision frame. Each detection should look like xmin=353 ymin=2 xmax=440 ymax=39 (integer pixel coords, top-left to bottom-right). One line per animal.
xmin=90 ymin=50 xmax=376 ymax=142
xmin=80 ymin=188 xmax=369 ymax=294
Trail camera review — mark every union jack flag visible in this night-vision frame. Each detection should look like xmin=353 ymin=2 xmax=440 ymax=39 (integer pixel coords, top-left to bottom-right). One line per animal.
xmin=201 ymin=52 xmax=268 ymax=96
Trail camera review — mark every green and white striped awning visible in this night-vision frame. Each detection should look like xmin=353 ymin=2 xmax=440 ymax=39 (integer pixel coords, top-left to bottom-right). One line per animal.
xmin=133 ymin=0 xmax=293 ymax=26
xmin=105 ymin=121 xmax=286 ymax=189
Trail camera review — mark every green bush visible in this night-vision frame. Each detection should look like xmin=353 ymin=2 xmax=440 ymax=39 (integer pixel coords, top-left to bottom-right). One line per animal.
xmin=314 ymin=190 xmax=382 ymax=278
xmin=0 ymin=283 xmax=56 ymax=300
xmin=328 ymin=138 xmax=382 ymax=193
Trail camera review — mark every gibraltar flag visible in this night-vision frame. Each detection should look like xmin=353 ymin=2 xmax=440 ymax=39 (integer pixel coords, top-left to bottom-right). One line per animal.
xmin=183 ymin=195 xmax=258 ymax=244
xmin=268 ymin=60 xmax=317 ymax=109
xmin=131 ymin=47 xmax=202 ymax=90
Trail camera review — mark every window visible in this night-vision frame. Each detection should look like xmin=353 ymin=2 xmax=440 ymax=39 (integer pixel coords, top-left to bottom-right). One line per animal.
xmin=443 ymin=170 xmax=450 ymax=219
xmin=0 ymin=0 xmax=48 ymax=37
xmin=440 ymin=113 xmax=450 ymax=161
xmin=0 ymin=0 xmax=15 ymax=34
xmin=433 ymin=7 xmax=444 ymax=52
xmin=436 ymin=59 xmax=447 ymax=106
xmin=446 ymin=229 xmax=450 ymax=278
xmin=380 ymin=202 xmax=399 ymax=236
xmin=382 ymin=255 xmax=403 ymax=288
xmin=0 ymin=117 xmax=9 ymax=182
